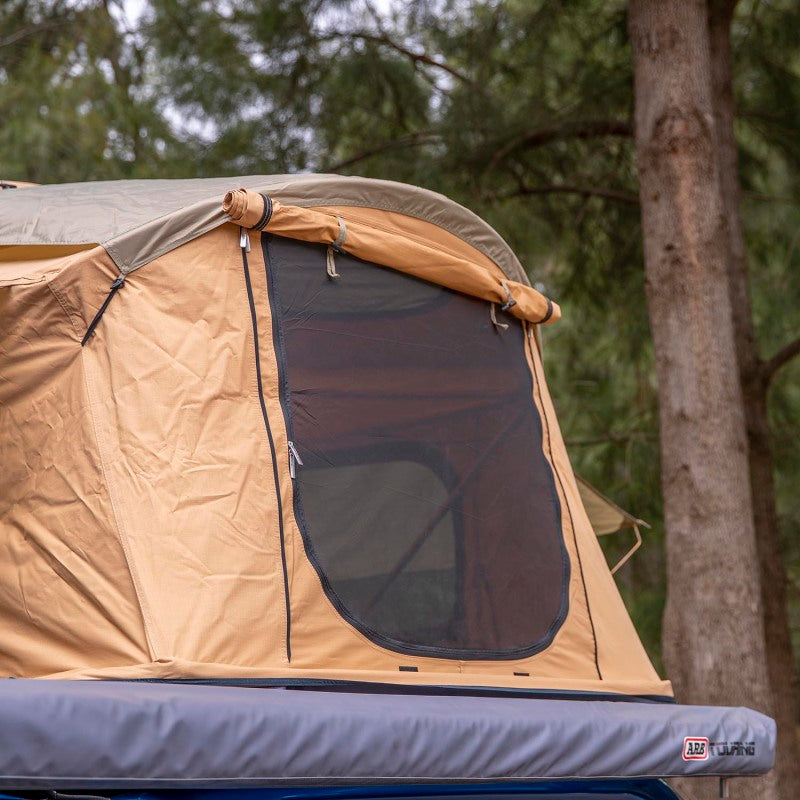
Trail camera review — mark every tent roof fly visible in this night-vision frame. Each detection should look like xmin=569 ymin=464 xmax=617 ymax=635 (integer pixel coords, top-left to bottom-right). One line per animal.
xmin=0 ymin=175 xmax=528 ymax=282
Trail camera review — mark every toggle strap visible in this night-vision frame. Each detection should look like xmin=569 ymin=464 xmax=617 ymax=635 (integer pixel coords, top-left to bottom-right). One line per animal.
xmin=500 ymin=280 xmax=517 ymax=312
xmin=489 ymin=303 xmax=509 ymax=331
xmin=326 ymin=216 xmax=347 ymax=279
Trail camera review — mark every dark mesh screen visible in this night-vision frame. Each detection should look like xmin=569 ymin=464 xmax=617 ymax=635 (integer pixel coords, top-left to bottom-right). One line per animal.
xmin=264 ymin=235 xmax=568 ymax=657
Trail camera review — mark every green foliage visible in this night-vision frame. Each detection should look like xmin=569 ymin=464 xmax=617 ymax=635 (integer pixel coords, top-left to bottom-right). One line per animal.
xmin=734 ymin=0 xmax=800 ymax=669
xmin=1 ymin=0 xmax=798 ymax=675
xmin=0 ymin=0 xmax=181 ymax=180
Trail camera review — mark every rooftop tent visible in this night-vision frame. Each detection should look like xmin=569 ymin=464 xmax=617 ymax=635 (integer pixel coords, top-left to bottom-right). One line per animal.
xmin=0 ymin=175 xmax=665 ymax=697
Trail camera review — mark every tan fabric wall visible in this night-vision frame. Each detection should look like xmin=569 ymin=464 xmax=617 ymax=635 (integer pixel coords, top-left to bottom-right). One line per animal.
xmin=0 ymin=249 xmax=149 ymax=676
xmin=523 ymin=330 xmax=666 ymax=687
xmin=47 ymin=231 xmax=289 ymax=666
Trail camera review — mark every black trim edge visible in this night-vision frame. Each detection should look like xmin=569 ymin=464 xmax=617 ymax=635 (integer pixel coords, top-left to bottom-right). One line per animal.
xmin=254 ymin=194 xmax=273 ymax=230
xmin=122 ymin=676 xmax=676 ymax=704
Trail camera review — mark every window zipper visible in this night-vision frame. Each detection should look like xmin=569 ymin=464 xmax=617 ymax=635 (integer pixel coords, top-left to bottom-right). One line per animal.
xmin=288 ymin=440 xmax=303 ymax=479
xmin=81 ymin=274 xmax=126 ymax=346
xmin=239 ymin=227 xmax=291 ymax=662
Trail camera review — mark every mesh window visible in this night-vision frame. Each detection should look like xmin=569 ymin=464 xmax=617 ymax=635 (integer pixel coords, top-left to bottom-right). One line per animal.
xmin=264 ymin=235 xmax=568 ymax=658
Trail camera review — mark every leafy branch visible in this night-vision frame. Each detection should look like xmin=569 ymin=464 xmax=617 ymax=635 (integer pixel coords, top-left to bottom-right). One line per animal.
xmin=497 ymin=182 xmax=639 ymax=206
xmin=323 ymin=131 xmax=441 ymax=172
xmin=762 ymin=336 xmax=800 ymax=385
xmin=486 ymin=119 xmax=633 ymax=173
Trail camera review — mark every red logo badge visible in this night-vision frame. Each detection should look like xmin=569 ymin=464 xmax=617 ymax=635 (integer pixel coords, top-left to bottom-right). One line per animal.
xmin=683 ymin=737 xmax=710 ymax=761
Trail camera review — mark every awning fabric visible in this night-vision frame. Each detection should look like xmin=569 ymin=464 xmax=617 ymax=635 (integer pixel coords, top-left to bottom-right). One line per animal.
xmin=0 ymin=680 xmax=775 ymax=788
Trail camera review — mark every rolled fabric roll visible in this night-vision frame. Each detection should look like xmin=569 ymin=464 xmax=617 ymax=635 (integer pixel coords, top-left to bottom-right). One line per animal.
xmin=222 ymin=188 xmax=267 ymax=228
xmin=223 ymin=190 xmax=560 ymax=325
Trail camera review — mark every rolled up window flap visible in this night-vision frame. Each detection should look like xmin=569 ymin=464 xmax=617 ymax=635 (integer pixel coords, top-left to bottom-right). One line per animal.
xmin=221 ymin=191 xmax=560 ymax=325
xmin=222 ymin=188 xmax=272 ymax=230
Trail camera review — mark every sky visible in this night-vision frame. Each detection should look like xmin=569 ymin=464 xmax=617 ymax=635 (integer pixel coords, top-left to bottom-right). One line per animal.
xmin=120 ymin=0 xmax=147 ymax=26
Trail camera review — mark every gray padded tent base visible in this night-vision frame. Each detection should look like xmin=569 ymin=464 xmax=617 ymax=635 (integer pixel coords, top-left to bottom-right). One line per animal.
xmin=0 ymin=680 xmax=774 ymax=789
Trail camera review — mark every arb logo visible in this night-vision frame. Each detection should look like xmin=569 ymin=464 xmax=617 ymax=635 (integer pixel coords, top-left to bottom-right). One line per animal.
xmin=683 ymin=737 xmax=709 ymax=761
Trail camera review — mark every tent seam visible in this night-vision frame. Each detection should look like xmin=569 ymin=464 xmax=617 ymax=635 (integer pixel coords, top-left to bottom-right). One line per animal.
xmin=46 ymin=278 xmax=82 ymax=337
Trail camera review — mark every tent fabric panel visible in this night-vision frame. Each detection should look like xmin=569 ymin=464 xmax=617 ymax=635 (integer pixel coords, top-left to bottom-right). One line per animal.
xmin=522 ymin=341 xmax=663 ymax=686
xmin=47 ymin=228 xmax=290 ymax=666
xmin=240 ymin=236 xmax=600 ymax=683
xmin=0 ymin=259 xmax=150 ymax=676
xmin=577 ymin=477 xmax=629 ymax=536
xmin=0 ymin=681 xmax=775 ymax=787
xmin=0 ymin=176 xmax=528 ymax=285
xmin=230 ymin=196 xmax=558 ymax=326
xmin=576 ymin=476 xmax=641 ymax=536
xmin=241 ymin=235 xmax=637 ymax=688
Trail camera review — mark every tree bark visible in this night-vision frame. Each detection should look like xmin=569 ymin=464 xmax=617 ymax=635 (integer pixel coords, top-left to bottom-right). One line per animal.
xmin=628 ymin=2 xmax=778 ymax=798
xmin=707 ymin=2 xmax=800 ymax=797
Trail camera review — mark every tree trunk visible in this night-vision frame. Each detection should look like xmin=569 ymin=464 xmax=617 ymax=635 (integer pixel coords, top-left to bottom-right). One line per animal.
xmin=628 ymin=2 xmax=778 ymax=798
xmin=707 ymin=2 xmax=800 ymax=797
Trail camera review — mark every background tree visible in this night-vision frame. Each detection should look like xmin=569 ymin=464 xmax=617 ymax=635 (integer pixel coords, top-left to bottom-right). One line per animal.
xmin=629 ymin=1 xmax=778 ymax=797
xmin=0 ymin=0 xmax=183 ymax=180
xmin=708 ymin=0 xmax=800 ymax=795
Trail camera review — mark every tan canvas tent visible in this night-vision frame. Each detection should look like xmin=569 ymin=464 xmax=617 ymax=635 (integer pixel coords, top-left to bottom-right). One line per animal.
xmin=0 ymin=175 xmax=670 ymax=699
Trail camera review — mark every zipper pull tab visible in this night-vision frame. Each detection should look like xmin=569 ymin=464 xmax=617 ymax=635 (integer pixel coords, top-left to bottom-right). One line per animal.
xmin=239 ymin=227 xmax=251 ymax=252
xmin=288 ymin=440 xmax=304 ymax=479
